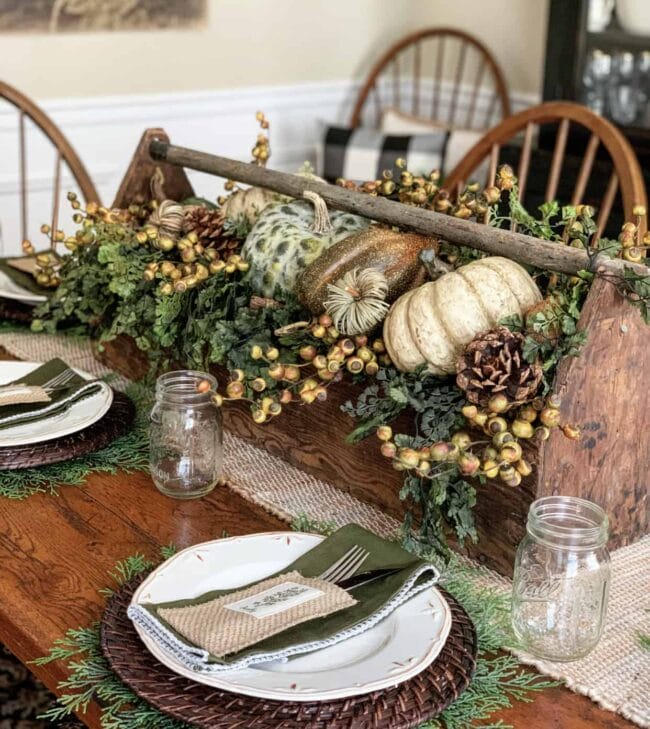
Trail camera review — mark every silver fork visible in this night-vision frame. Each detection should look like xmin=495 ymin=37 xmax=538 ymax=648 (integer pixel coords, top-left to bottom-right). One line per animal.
xmin=318 ymin=545 xmax=369 ymax=585
xmin=42 ymin=369 xmax=76 ymax=392
xmin=0 ymin=368 xmax=76 ymax=398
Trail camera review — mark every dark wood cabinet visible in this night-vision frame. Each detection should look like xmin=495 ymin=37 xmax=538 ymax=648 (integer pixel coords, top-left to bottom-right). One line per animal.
xmin=544 ymin=0 xmax=650 ymax=165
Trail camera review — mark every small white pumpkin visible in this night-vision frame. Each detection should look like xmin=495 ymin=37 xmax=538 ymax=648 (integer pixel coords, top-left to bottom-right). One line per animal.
xmin=383 ymin=256 xmax=542 ymax=374
xmin=221 ymin=186 xmax=278 ymax=226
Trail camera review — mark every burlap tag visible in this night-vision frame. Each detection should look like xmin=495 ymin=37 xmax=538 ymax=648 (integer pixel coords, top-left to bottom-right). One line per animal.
xmin=157 ymin=571 xmax=357 ymax=658
xmin=0 ymin=385 xmax=51 ymax=406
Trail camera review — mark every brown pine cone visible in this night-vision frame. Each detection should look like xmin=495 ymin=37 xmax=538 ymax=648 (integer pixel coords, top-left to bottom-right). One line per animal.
xmin=182 ymin=206 xmax=239 ymax=256
xmin=456 ymin=326 xmax=542 ymax=410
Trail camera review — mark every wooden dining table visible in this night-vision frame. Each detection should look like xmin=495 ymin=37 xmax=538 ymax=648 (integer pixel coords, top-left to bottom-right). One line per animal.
xmin=0 ymin=348 xmax=635 ymax=729
xmin=0 ymin=468 xmax=633 ymax=729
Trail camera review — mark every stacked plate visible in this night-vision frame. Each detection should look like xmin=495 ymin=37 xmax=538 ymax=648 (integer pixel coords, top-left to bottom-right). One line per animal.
xmin=0 ymin=361 xmax=135 ymax=471
xmin=129 ymin=533 xmax=456 ymax=703
xmin=0 ymin=269 xmax=48 ymax=306
xmin=0 ymin=361 xmax=113 ymax=448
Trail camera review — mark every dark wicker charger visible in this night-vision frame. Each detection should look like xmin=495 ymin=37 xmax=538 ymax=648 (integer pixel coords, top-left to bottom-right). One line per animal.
xmin=101 ymin=575 xmax=477 ymax=729
xmin=0 ymin=296 xmax=34 ymax=323
xmin=0 ymin=391 xmax=135 ymax=470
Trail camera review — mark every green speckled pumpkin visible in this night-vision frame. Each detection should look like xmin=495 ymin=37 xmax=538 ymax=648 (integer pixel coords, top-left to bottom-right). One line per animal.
xmin=241 ymin=198 xmax=370 ymax=297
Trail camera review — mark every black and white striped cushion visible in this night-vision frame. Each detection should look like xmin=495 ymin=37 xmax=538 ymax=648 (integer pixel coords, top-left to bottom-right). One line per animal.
xmin=319 ymin=125 xmax=447 ymax=183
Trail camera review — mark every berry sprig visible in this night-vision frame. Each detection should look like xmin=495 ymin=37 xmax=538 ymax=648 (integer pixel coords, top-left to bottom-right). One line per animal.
xmin=618 ymin=208 xmax=648 ymax=264
xmin=200 ymin=314 xmax=390 ymax=423
xmin=22 ymin=193 xmax=136 ymax=288
xmin=218 ymin=111 xmax=271 ymax=205
xmin=336 ymin=158 xmax=503 ymax=221
xmin=146 ymin=248 xmax=249 ymax=295
xmin=376 ymin=393 xmax=579 ymax=488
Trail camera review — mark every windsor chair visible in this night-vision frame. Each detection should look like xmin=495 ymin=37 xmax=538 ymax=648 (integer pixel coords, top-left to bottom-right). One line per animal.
xmin=0 ymin=80 xmax=100 ymax=250
xmin=445 ymin=101 xmax=647 ymax=238
xmin=350 ymin=28 xmax=511 ymax=131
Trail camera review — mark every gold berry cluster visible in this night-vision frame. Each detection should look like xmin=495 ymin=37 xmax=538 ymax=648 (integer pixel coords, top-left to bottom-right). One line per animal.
xmin=336 ymin=159 xmax=509 ymax=221
xmin=202 ymin=314 xmax=389 ymax=423
xmin=377 ymin=392 xmax=579 ymax=488
xmin=145 ymin=251 xmax=248 ymax=296
xmin=22 ymin=193 xmax=132 ymax=287
xmin=218 ymin=111 xmax=270 ymax=203
xmin=618 ymin=207 xmax=648 ymax=264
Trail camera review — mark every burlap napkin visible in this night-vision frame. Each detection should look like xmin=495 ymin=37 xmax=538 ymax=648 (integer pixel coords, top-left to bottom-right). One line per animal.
xmin=0 ymin=385 xmax=51 ymax=406
xmin=129 ymin=524 xmax=440 ymax=673
xmin=0 ymin=358 xmax=105 ymax=429
xmin=158 ymin=571 xmax=356 ymax=658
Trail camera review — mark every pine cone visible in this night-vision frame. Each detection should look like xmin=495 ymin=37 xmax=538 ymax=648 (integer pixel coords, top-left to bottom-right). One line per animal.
xmin=182 ymin=206 xmax=239 ymax=256
xmin=456 ymin=326 xmax=542 ymax=409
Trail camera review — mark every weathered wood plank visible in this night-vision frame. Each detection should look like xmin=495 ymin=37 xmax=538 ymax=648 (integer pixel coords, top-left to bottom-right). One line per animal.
xmin=149 ymin=139 xmax=650 ymax=279
xmin=539 ymin=278 xmax=649 ymax=545
xmin=113 ymin=129 xmax=193 ymax=209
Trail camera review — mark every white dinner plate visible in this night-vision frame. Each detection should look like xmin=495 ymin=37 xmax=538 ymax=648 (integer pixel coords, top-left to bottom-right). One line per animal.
xmin=131 ymin=532 xmax=452 ymax=702
xmin=0 ymin=361 xmax=113 ymax=446
xmin=0 ymin=270 xmax=48 ymax=304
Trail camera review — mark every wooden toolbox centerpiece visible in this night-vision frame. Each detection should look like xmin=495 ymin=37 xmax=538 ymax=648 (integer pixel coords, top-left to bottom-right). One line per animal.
xmin=99 ymin=129 xmax=648 ymax=577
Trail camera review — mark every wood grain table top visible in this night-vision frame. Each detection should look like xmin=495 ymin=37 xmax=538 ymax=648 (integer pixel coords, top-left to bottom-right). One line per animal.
xmin=0 ymin=352 xmax=635 ymax=728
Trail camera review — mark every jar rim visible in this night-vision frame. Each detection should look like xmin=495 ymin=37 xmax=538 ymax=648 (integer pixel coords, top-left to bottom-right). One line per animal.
xmin=527 ymin=496 xmax=609 ymax=549
xmin=156 ymin=370 xmax=216 ymax=405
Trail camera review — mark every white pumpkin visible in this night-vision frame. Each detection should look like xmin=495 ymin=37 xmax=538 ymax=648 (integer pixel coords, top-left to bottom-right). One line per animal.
xmin=221 ymin=186 xmax=278 ymax=226
xmin=383 ymin=256 xmax=542 ymax=374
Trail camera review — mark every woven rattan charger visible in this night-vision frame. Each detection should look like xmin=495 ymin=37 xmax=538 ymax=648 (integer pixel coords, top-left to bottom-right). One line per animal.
xmin=0 ymin=296 xmax=34 ymax=323
xmin=0 ymin=391 xmax=135 ymax=470
xmin=102 ymin=575 xmax=477 ymax=729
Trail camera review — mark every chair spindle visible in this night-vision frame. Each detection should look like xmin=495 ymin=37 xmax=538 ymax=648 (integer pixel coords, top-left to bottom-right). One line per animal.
xmin=50 ymin=150 xmax=62 ymax=249
xmin=19 ymin=111 xmax=27 ymax=244
xmin=571 ymin=133 xmax=600 ymax=207
xmin=449 ymin=40 xmax=468 ymax=126
xmin=545 ymin=118 xmax=570 ymax=203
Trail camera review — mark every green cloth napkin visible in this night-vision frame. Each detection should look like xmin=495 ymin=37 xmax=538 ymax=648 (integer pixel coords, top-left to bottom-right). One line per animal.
xmin=0 ymin=257 xmax=49 ymax=297
xmin=0 ymin=358 xmax=102 ymax=429
xmin=129 ymin=524 xmax=440 ymax=673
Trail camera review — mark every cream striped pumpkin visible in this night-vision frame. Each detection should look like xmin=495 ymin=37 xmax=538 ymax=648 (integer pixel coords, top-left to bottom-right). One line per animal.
xmin=383 ymin=256 xmax=542 ymax=374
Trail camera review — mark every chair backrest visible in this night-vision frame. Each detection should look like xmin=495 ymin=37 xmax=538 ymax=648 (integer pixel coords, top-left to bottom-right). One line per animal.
xmin=0 ymin=80 xmax=100 ymax=250
xmin=445 ymin=101 xmax=647 ymax=239
xmin=350 ymin=28 xmax=511 ymax=131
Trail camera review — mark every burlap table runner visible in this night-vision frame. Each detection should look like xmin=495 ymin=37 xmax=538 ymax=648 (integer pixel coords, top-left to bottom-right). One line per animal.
xmin=1 ymin=331 xmax=648 ymax=728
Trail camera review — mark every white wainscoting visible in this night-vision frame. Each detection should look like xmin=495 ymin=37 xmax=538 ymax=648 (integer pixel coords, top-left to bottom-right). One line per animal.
xmin=0 ymin=80 xmax=537 ymax=256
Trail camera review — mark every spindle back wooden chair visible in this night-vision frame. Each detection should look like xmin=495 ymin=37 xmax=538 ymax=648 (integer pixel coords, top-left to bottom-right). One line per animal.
xmin=350 ymin=28 xmax=511 ymax=131
xmin=445 ymin=101 xmax=647 ymax=239
xmin=0 ymin=80 xmax=100 ymax=250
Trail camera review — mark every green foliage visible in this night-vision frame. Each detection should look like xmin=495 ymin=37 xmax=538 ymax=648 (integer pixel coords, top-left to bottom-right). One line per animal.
xmin=344 ymin=368 xmax=469 ymax=554
xmin=291 ymin=513 xmax=338 ymax=536
xmin=638 ymin=633 xmax=650 ymax=651
xmin=501 ymin=286 xmax=588 ymax=391
xmin=0 ymin=382 xmax=150 ymax=499
xmin=622 ymin=266 xmax=650 ymax=324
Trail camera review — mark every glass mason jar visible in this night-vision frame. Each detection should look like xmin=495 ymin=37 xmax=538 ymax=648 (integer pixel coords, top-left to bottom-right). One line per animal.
xmin=149 ymin=370 xmax=223 ymax=499
xmin=511 ymin=496 xmax=610 ymax=661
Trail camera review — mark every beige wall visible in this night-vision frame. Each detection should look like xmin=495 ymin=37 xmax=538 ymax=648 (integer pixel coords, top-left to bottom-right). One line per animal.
xmin=2 ymin=0 xmax=548 ymax=100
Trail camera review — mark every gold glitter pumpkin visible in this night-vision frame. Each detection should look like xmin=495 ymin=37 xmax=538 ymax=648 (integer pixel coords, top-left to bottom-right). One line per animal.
xmin=295 ymin=228 xmax=437 ymax=314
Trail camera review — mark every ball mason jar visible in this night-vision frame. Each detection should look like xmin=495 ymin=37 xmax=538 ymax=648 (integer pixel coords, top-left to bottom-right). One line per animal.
xmin=149 ymin=370 xmax=223 ymax=499
xmin=511 ymin=496 xmax=610 ymax=661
